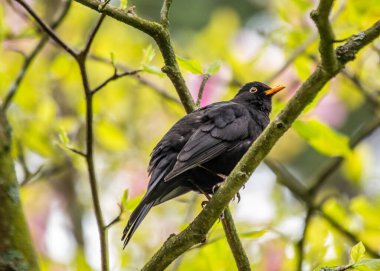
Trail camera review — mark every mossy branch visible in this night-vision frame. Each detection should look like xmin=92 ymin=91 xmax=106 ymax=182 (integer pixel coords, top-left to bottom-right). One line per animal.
xmin=310 ymin=0 xmax=338 ymax=72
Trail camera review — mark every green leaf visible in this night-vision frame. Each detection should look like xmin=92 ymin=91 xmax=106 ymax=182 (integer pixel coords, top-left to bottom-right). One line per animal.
xmin=141 ymin=44 xmax=156 ymax=66
xmin=239 ymin=230 xmax=267 ymax=239
xmin=142 ymin=64 xmax=165 ymax=77
xmin=57 ymin=127 xmax=70 ymax=145
xmin=177 ymin=56 xmax=203 ymax=74
xmin=121 ymin=189 xmax=129 ymax=209
xmin=354 ymin=259 xmax=380 ymax=271
xmin=350 ymin=242 xmax=366 ymax=264
xmin=121 ymin=190 xmax=142 ymax=212
xmin=293 ymin=119 xmax=351 ymax=157
xmin=124 ymin=196 xmax=143 ymax=211
xmin=119 ymin=0 xmax=128 ymax=9
xmin=205 ymin=60 xmax=222 ymax=75
xmin=342 ymin=150 xmax=364 ymax=183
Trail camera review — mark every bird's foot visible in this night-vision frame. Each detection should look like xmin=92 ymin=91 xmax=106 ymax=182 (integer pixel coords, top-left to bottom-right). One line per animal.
xmin=212 ymin=183 xmax=222 ymax=194
xmin=201 ymin=200 xmax=208 ymax=209
xmin=216 ymin=173 xmax=228 ymax=181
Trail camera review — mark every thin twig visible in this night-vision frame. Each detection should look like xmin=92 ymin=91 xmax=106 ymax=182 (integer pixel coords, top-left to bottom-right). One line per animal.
xmin=66 ymin=146 xmax=87 ymax=158
xmin=196 ymin=74 xmax=210 ymax=108
xmin=13 ymin=0 xmax=77 ymax=57
xmin=296 ymin=206 xmax=313 ymax=271
xmin=221 ymin=207 xmax=251 ymax=271
xmin=81 ymin=13 xmax=106 ymax=57
xmin=160 ymin=0 xmax=173 ymax=28
xmin=104 ymin=204 xmax=123 ymax=230
xmin=2 ymin=0 xmax=72 ymax=112
xmin=92 ymin=69 xmax=142 ymax=95
xmin=78 ymin=13 xmax=109 ymax=271
xmin=89 ymin=54 xmax=180 ymax=103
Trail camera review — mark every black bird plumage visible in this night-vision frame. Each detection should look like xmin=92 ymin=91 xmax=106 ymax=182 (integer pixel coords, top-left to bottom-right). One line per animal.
xmin=122 ymin=81 xmax=285 ymax=247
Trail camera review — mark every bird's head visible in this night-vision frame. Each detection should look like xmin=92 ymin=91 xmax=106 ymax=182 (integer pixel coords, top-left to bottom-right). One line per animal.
xmin=235 ymin=81 xmax=285 ymax=99
xmin=234 ymin=81 xmax=285 ymax=112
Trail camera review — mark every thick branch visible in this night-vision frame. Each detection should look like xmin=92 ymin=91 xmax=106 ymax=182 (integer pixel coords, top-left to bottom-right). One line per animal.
xmin=74 ymin=0 xmax=196 ymax=112
xmin=141 ymin=21 xmax=380 ymax=270
xmin=310 ymin=0 xmax=338 ymax=72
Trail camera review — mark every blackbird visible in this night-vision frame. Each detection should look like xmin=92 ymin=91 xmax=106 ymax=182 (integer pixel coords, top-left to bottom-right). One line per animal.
xmin=122 ymin=81 xmax=285 ymax=247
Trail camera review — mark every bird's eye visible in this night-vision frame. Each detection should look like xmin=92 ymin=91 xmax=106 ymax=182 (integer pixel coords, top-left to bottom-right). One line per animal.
xmin=249 ymin=87 xmax=258 ymax=94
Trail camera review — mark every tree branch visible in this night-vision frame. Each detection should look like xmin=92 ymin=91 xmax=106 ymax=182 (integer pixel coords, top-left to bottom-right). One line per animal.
xmin=91 ymin=69 xmax=142 ymax=95
xmin=310 ymin=0 xmax=338 ymax=72
xmin=140 ymin=20 xmax=380 ymax=270
xmin=221 ymin=207 xmax=251 ymax=271
xmin=196 ymin=74 xmax=210 ymax=107
xmin=13 ymin=0 xmax=77 ymax=57
xmin=160 ymin=0 xmax=173 ymax=28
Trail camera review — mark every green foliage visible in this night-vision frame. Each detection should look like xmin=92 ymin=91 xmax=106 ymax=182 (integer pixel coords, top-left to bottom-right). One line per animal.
xmin=293 ymin=119 xmax=351 ymax=157
xmin=177 ymin=56 xmax=204 ymax=74
xmin=350 ymin=242 xmax=366 ymax=264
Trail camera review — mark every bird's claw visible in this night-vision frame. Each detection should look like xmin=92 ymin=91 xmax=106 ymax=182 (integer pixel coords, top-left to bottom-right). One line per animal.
xmin=233 ymin=192 xmax=241 ymax=203
xmin=212 ymin=183 xmax=221 ymax=194
xmin=201 ymin=200 xmax=208 ymax=208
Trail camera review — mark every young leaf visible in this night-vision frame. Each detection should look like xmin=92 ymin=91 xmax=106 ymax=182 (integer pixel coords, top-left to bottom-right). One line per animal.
xmin=205 ymin=60 xmax=222 ymax=75
xmin=293 ymin=119 xmax=351 ymax=157
xmin=121 ymin=189 xmax=129 ymax=209
xmin=141 ymin=44 xmax=156 ymax=66
xmin=350 ymin=242 xmax=366 ymax=264
xmin=124 ymin=196 xmax=143 ymax=211
xmin=239 ymin=230 xmax=267 ymax=239
xmin=354 ymin=258 xmax=380 ymax=270
xmin=119 ymin=0 xmax=128 ymax=9
xmin=142 ymin=64 xmax=165 ymax=77
xmin=176 ymin=56 xmax=203 ymax=74
xmin=57 ymin=127 xmax=70 ymax=145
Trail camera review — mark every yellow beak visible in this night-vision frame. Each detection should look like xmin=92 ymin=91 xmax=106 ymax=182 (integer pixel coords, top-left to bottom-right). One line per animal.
xmin=264 ymin=85 xmax=286 ymax=95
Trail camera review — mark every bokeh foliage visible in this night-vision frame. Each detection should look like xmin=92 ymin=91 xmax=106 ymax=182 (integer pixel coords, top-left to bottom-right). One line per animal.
xmin=1 ymin=0 xmax=380 ymax=270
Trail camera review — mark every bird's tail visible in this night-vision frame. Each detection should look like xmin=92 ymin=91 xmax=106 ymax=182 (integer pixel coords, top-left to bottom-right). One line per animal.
xmin=121 ymin=199 xmax=154 ymax=248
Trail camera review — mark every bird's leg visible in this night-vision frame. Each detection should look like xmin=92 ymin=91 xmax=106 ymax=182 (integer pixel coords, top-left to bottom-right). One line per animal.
xmin=189 ymin=180 xmax=211 ymax=208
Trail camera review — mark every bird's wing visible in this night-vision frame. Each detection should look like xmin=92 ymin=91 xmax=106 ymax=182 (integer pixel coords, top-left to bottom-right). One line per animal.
xmin=164 ymin=103 xmax=251 ymax=182
xmin=146 ymin=102 xmax=230 ymax=192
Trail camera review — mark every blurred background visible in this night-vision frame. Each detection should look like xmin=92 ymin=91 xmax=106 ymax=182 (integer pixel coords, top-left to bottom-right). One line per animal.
xmin=1 ymin=0 xmax=380 ymax=270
